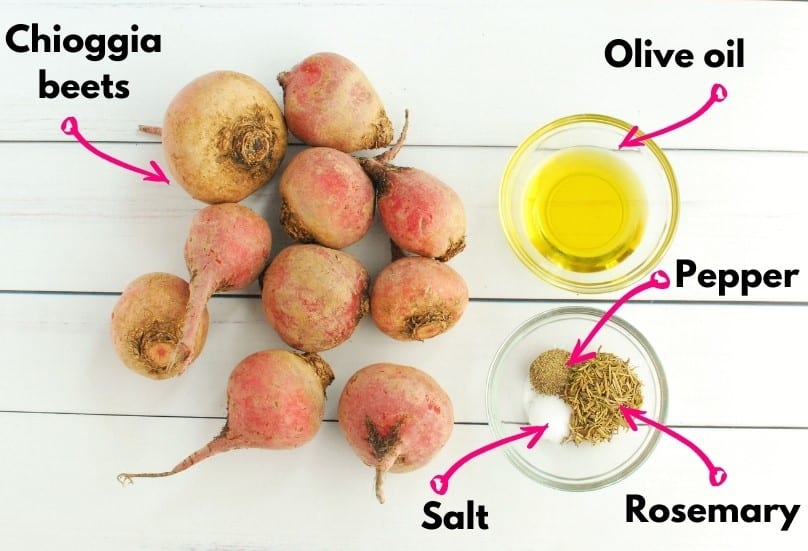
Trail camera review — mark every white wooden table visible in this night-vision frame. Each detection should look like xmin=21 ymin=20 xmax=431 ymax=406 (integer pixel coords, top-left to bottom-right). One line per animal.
xmin=1 ymin=1 xmax=806 ymax=549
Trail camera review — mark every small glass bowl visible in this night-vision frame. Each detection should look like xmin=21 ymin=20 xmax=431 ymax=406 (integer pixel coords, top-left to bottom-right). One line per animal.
xmin=486 ymin=306 xmax=668 ymax=491
xmin=499 ymin=114 xmax=678 ymax=294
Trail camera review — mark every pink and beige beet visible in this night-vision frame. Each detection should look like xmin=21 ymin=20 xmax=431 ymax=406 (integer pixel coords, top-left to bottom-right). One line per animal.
xmin=360 ymin=111 xmax=466 ymax=261
xmin=338 ymin=363 xmax=454 ymax=503
xmin=278 ymin=52 xmax=393 ymax=153
xmin=118 ymin=349 xmax=334 ymax=483
xmin=174 ymin=203 xmax=271 ymax=372
xmin=111 ymin=272 xmax=209 ymax=380
xmin=371 ymin=256 xmax=468 ymax=341
xmin=279 ymin=147 xmax=375 ymax=249
xmin=261 ymin=244 xmax=369 ymax=352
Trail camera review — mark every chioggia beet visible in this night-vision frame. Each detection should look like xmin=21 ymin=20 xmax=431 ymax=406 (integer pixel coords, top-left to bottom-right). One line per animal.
xmin=118 ymin=349 xmax=333 ymax=483
xmin=261 ymin=244 xmax=369 ymax=352
xmin=338 ymin=363 xmax=454 ymax=503
xmin=141 ymin=70 xmax=287 ymax=203
xmin=111 ymin=272 xmax=208 ymax=379
xmin=360 ymin=111 xmax=466 ymax=261
xmin=370 ymin=256 xmax=468 ymax=341
xmin=279 ymin=147 xmax=375 ymax=249
xmin=173 ymin=203 xmax=271 ymax=372
xmin=278 ymin=52 xmax=393 ymax=152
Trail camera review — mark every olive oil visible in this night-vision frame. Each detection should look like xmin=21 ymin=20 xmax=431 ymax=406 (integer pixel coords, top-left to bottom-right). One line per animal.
xmin=523 ymin=147 xmax=647 ymax=272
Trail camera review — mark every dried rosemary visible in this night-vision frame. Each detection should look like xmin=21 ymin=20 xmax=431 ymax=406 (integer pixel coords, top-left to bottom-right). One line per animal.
xmin=529 ymin=348 xmax=571 ymax=396
xmin=562 ymin=350 xmax=643 ymax=445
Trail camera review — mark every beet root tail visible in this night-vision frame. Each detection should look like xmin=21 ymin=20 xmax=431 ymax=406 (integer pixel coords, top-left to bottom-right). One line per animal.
xmin=138 ymin=125 xmax=163 ymax=136
xmin=374 ymin=468 xmax=385 ymax=504
xmin=117 ymin=432 xmax=234 ymax=485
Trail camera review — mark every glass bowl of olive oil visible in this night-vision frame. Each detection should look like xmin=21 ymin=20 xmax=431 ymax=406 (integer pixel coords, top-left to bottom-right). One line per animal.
xmin=486 ymin=306 xmax=668 ymax=491
xmin=499 ymin=114 xmax=678 ymax=293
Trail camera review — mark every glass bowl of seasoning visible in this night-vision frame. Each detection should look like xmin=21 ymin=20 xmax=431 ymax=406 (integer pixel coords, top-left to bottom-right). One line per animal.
xmin=499 ymin=114 xmax=678 ymax=293
xmin=485 ymin=306 xmax=668 ymax=491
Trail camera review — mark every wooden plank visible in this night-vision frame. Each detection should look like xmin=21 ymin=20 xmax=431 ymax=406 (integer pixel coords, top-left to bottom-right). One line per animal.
xmin=0 ymin=413 xmax=804 ymax=549
xmin=0 ymin=1 xmax=805 ymax=150
xmin=1 ymin=293 xmax=805 ymax=427
xmin=1 ymin=143 xmax=806 ymax=302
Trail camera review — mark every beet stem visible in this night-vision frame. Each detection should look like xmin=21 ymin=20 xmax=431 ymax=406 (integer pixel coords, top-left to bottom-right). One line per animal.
xmin=374 ymin=109 xmax=409 ymax=164
xmin=170 ymin=273 xmax=217 ymax=374
xmin=138 ymin=125 xmax=163 ymax=136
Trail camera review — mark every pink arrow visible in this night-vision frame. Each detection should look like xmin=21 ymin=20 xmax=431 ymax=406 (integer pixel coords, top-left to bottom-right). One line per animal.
xmin=620 ymin=405 xmax=727 ymax=486
xmin=60 ymin=116 xmax=169 ymax=184
xmin=567 ymin=270 xmax=670 ymax=366
xmin=619 ymin=83 xmax=727 ymax=149
xmin=429 ymin=424 xmax=548 ymax=495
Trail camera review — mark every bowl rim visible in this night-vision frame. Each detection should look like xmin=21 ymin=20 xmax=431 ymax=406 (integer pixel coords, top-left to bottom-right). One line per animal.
xmin=499 ymin=113 xmax=680 ymax=294
xmin=485 ymin=305 xmax=669 ymax=491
